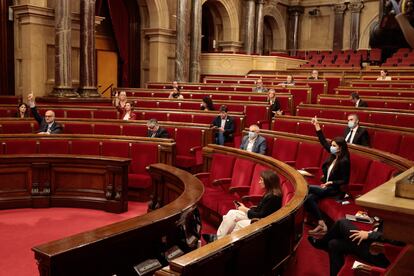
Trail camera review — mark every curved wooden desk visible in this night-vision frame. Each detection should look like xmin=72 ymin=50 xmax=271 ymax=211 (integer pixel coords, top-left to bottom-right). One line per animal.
xmin=0 ymin=155 xmax=130 ymax=213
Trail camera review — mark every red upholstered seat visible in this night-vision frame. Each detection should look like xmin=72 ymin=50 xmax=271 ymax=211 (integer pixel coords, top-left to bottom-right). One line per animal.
xmin=141 ymin=111 xmax=168 ymax=121
xmin=181 ymin=102 xmax=203 ymax=109
xmin=63 ymin=123 xmax=93 ymax=134
xmin=195 ymin=153 xmax=236 ymax=188
xmin=94 ymin=124 xmax=122 ymax=135
xmin=273 ymin=119 xmax=298 ymax=133
xmin=394 ymin=114 xmax=414 ymax=128
xmin=101 ymin=141 xmax=130 ymax=158
xmin=369 ymin=113 xmax=396 ymax=127
xmin=193 ymin=114 xmax=215 ymax=124
xmin=245 ymin=105 xmax=269 ymax=126
xmin=122 ymin=125 xmax=147 ymax=137
xmin=38 ymin=139 xmax=70 ymax=154
xmin=129 ymin=143 xmax=158 ymax=189
xmin=3 ymin=140 xmax=37 ymax=154
xmin=168 ymin=113 xmax=193 ymax=123
xmin=372 ymin=131 xmax=402 ymax=154
xmin=70 ymin=140 xmax=101 ymax=155
xmin=296 ymin=121 xmax=316 ymax=136
xmin=281 ymin=179 xmax=295 ymax=206
xmin=1 ymin=122 xmax=33 ymax=134
xmin=174 ymin=128 xmax=204 ymax=168
xmin=93 ymin=110 xmax=119 ymax=119
xmin=322 ymin=124 xmax=344 ymax=140
xmin=271 ymin=138 xmax=298 ymax=166
xmin=65 ymin=109 xmax=93 ymax=119
xmin=398 ymin=134 xmax=414 ymax=160
xmin=158 ymin=101 xmax=181 ymax=109
xmin=202 ymin=158 xmax=255 ymax=214
xmin=295 ymin=142 xmax=322 ymax=171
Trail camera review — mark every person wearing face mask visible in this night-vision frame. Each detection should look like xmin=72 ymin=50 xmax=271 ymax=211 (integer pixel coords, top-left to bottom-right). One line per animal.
xmin=305 ymin=116 xmax=350 ymax=235
xmin=344 ymin=114 xmax=370 ymax=146
xmin=239 ymin=124 xmax=267 ymax=154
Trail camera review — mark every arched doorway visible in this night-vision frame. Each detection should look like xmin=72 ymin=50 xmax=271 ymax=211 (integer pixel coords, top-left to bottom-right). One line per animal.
xmin=202 ymin=3 xmax=215 ymax=52
xmin=263 ymin=16 xmax=275 ymax=55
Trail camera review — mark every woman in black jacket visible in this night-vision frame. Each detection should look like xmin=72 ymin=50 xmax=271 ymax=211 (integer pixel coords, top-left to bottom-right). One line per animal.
xmin=203 ymin=170 xmax=282 ymax=243
xmin=305 ymin=116 xmax=351 ymax=235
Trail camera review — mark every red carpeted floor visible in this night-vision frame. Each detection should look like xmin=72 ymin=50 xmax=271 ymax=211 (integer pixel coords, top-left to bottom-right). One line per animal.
xmin=0 ymin=202 xmax=147 ymax=276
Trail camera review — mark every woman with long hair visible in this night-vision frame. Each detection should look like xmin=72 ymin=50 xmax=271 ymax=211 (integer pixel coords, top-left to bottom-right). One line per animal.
xmin=16 ymin=103 xmax=30 ymax=118
xmin=201 ymin=96 xmax=215 ymax=111
xmin=203 ymin=170 xmax=282 ymax=243
xmin=305 ymin=116 xmax=350 ymax=235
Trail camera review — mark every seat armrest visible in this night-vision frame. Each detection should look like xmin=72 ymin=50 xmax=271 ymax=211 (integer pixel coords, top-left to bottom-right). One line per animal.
xmin=228 ymin=186 xmax=250 ymax=194
xmin=211 ymin=178 xmax=232 ymax=186
xmin=301 ymin=167 xmax=320 ymax=174
xmin=189 ymin=146 xmax=202 ymax=153
xmin=241 ymin=195 xmax=262 ymax=205
xmin=285 ymin=160 xmax=296 ymax=166
xmin=194 ymin=172 xmax=210 ymax=180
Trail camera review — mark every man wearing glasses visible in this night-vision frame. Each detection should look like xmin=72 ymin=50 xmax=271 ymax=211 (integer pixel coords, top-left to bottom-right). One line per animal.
xmin=27 ymin=93 xmax=63 ymax=134
xmin=146 ymin=118 xmax=169 ymax=138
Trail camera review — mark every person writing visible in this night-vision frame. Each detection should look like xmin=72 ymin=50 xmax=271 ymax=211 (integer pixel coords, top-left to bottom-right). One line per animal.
xmin=147 ymin=118 xmax=169 ymax=138
xmin=240 ymin=124 xmax=267 ymax=154
xmin=202 ymin=170 xmax=282 ymax=243
xmin=211 ymin=105 xmax=234 ymax=145
xmin=27 ymin=93 xmax=63 ymax=134
xmin=305 ymin=116 xmax=350 ymax=235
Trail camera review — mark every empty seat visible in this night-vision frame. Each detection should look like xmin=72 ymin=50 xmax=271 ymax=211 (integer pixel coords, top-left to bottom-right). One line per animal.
xmin=70 ymin=140 xmax=101 ymax=155
xmin=3 ymin=140 xmax=37 ymax=154
xmin=129 ymin=143 xmax=158 ymax=189
xmin=38 ymin=139 xmax=70 ymax=154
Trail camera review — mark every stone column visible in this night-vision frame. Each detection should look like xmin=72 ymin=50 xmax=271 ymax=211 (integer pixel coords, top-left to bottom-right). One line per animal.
xmin=287 ymin=6 xmax=304 ymax=56
xmin=254 ymin=0 xmax=265 ymax=55
xmin=51 ymin=0 xmax=77 ymax=97
xmin=349 ymin=1 xmax=364 ymax=50
xmin=189 ymin=0 xmax=201 ymax=82
xmin=244 ymin=0 xmax=256 ymax=54
xmin=175 ymin=0 xmax=188 ymax=82
xmin=78 ymin=0 xmax=99 ymax=97
xmin=333 ymin=4 xmax=347 ymax=51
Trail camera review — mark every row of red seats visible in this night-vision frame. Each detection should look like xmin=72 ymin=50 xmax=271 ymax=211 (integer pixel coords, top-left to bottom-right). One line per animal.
xmin=296 ymin=104 xmax=414 ymax=128
xmin=334 ymin=86 xmax=414 ymax=98
xmin=0 ymin=137 xmax=162 ymax=191
xmin=0 ymin=121 xmax=211 ymax=169
xmin=350 ymin=80 xmax=414 ymax=89
xmin=271 ymin=116 xmax=414 ymax=161
xmin=197 ymin=153 xmax=295 ymax=217
xmin=317 ymin=95 xmax=414 ymax=111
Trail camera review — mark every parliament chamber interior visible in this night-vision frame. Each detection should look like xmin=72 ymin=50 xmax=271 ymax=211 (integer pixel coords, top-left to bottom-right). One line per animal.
xmin=1 ymin=0 xmax=414 ymax=275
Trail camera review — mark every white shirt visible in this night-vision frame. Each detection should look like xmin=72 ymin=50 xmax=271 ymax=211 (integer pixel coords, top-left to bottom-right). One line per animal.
xmin=220 ymin=118 xmax=226 ymax=129
xmin=246 ymin=139 xmax=256 ymax=152
xmin=326 ymin=159 xmax=337 ymax=182
xmin=123 ymin=113 xmax=130 ymax=121
xmin=345 ymin=126 xmax=359 ymax=144
xmin=47 ymin=123 xmax=53 ymax=133
xmin=376 ymin=76 xmax=391 ymax=81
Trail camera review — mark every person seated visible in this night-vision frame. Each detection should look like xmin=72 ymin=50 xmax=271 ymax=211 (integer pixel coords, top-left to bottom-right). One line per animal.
xmin=308 ymin=219 xmax=392 ymax=276
xmin=305 ymin=116 xmax=350 ymax=235
xmin=344 ymin=114 xmax=370 ymax=146
xmin=121 ymin=102 xmax=136 ymax=121
xmin=172 ymin=80 xmax=180 ymax=89
xmin=147 ymin=118 xmax=169 ymax=138
xmin=240 ymin=124 xmax=267 ymax=154
xmin=351 ymin=92 xmax=368 ymax=107
xmin=203 ymin=170 xmax=282 ymax=243
xmin=201 ymin=96 xmax=215 ymax=111
xmin=252 ymin=78 xmax=268 ymax=93
xmin=268 ymin=89 xmax=283 ymax=116
xmin=168 ymin=87 xmax=184 ymax=99
xmin=211 ymin=105 xmax=234 ymax=145
xmin=27 ymin=93 xmax=63 ymax=134
xmin=278 ymin=75 xmax=295 ymax=87
xmin=308 ymin=70 xmax=320 ymax=80
xmin=376 ymin=69 xmax=392 ymax=81
xmin=113 ymin=90 xmax=128 ymax=112
xmin=16 ymin=103 xmax=30 ymax=118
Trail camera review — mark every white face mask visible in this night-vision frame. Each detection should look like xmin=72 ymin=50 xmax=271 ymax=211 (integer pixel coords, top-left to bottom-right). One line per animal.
xmin=248 ymin=131 xmax=258 ymax=140
xmin=348 ymin=121 xmax=356 ymax=129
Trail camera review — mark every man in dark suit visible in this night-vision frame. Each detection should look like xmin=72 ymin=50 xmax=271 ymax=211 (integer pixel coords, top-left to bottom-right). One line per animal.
xmin=240 ymin=124 xmax=267 ymax=154
xmin=147 ymin=118 xmax=169 ymax=138
xmin=351 ymin=92 xmax=368 ymax=107
xmin=28 ymin=93 xmax=63 ymax=134
xmin=211 ymin=105 xmax=234 ymax=145
xmin=344 ymin=114 xmax=370 ymax=146
xmin=308 ymin=218 xmax=390 ymax=276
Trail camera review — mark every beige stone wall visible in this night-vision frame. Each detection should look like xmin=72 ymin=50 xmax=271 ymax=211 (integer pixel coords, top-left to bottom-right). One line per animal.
xmin=11 ymin=0 xmax=380 ymax=97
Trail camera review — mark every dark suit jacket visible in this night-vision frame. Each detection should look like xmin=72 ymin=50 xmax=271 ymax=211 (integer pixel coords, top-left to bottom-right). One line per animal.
xmin=240 ymin=135 xmax=267 ymax=154
xmin=31 ymin=107 xmax=63 ymax=134
xmin=343 ymin=126 xmax=370 ymax=146
xmin=147 ymin=127 xmax=169 ymax=138
xmin=357 ymin=99 xmax=368 ymax=107
xmin=316 ymin=130 xmax=350 ymax=191
xmin=247 ymin=193 xmax=281 ymax=219
xmin=211 ymin=116 xmax=234 ymax=139
xmin=270 ymin=99 xmax=282 ymax=115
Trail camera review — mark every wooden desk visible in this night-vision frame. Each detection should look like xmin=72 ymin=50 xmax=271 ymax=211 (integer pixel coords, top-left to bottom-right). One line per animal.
xmin=0 ymin=155 xmax=130 ymax=213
